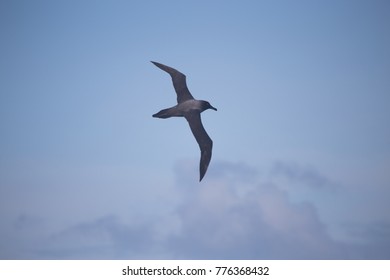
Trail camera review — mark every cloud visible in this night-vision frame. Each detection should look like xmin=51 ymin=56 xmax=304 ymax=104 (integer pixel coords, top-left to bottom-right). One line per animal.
xmin=1 ymin=160 xmax=389 ymax=259
xmin=269 ymin=161 xmax=336 ymax=189
xmin=341 ymin=221 xmax=390 ymax=259
xmin=37 ymin=215 xmax=160 ymax=259
xmin=165 ymin=162 xmax=346 ymax=259
xmin=1 ymin=215 xmax=162 ymax=259
xmin=167 ymin=160 xmax=390 ymax=259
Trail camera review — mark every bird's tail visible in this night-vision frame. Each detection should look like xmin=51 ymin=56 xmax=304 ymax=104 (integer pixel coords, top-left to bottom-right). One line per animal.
xmin=152 ymin=108 xmax=176 ymax=119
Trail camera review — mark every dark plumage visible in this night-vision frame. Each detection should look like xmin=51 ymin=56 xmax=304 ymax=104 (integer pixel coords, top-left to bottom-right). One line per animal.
xmin=151 ymin=61 xmax=217 ymax=181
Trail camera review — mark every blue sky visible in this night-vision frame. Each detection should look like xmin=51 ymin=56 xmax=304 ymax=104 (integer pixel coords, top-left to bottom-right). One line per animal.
xmin=0 ymin=0 xmax=389 ymax=259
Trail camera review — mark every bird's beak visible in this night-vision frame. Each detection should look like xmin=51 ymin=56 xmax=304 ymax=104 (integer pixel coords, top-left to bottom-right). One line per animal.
xmin=210 ymin=106 xmax=217 ymax=111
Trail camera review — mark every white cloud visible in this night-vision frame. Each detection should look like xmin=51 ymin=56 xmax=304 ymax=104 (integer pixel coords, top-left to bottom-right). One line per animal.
xmin=164 ymin=162 xmax=345 ymax=259
xmin=1 ymin=160 xmax=389 ymax=259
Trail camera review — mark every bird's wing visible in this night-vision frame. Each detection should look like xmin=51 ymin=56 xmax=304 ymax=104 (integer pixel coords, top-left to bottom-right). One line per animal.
xmin=184 ymin=110 xmax=213 ymax=181
xmin=151 ymin=61 xmax=194 ymax=104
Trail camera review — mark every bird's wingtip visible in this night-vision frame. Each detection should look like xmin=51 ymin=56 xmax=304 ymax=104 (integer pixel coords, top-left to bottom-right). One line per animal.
xmin=151 ymin=61 xmax=162 ymax=68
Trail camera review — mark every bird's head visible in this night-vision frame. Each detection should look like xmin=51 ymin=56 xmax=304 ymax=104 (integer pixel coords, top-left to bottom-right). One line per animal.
xmin=203 ymin=101 xmax=217 ymax=112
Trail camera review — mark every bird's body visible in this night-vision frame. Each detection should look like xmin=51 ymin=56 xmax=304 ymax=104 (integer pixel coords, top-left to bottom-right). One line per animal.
xmin=153 ymin=99 xmax=211 ymax=118
xmin=151 ymin=61 xmax=217 ymax=181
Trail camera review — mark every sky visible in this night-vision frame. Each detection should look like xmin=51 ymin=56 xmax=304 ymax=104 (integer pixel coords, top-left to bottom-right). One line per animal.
xmin=0 ymin=0 xmax=389 ymax=259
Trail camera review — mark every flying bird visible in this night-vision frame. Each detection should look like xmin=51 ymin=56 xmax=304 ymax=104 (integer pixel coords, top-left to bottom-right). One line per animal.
xmin=151 ymin=61 xmax=217 ymax=181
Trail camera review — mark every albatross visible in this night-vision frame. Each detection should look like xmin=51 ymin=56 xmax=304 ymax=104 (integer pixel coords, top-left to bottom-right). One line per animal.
xmin=151 ymin=61 xmax=217 ymax=181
